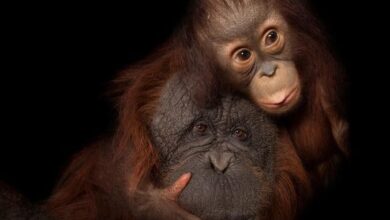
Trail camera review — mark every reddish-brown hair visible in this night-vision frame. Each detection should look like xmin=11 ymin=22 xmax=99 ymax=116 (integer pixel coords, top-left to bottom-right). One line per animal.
xmin=45 ymin=39 xmax=189 ymax=219
xmin=45 ymin=1 xmax=348 ymax=219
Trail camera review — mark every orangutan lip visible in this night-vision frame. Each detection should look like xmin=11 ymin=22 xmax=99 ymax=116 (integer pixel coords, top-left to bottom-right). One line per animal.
xmin=261 ymin=87 xmax=299 ymax=109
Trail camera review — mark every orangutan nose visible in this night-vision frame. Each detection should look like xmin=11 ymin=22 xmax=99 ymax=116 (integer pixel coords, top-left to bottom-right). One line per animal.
xmin=208 ymin=151 xmax=234 ymax=173
xmin=260 ymin=62 xmax=277 ymax=77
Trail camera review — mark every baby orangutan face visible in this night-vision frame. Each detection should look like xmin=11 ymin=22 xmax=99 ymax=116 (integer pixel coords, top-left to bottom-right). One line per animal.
xmin=200 ymin=1 xmax=302 ymax=114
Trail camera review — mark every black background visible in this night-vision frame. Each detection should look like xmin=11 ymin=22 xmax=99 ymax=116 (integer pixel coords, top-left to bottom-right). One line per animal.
xmin=1 ymin=1 xmax=388 ymax=219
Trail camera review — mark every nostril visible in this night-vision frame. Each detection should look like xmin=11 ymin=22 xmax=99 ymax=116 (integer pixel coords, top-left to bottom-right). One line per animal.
xmin=208 ymin=151 xmax=234 ymax=173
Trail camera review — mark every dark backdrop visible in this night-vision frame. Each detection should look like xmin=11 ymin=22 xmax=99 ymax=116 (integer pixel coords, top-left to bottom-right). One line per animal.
xmin=1 ymin=1 xmax=388 ymax=219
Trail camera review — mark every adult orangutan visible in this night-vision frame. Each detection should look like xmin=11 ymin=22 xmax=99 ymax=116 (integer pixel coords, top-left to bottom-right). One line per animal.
xmin=45 ymin=70 xmax=286 ymax=220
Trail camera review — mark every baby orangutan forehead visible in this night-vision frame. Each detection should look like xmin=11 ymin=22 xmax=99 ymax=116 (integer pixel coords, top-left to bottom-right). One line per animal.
xmin=201 ymin=0 xmax=270 ymax=41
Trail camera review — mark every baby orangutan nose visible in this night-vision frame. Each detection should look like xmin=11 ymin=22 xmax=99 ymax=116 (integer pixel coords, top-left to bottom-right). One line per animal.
xmin=208 ymin=151 xmax=235 ymax=173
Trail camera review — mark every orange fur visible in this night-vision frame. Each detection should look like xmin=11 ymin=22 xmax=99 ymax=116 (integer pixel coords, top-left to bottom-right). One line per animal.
xmin=44 ymin=1 xmax=348 ymax=219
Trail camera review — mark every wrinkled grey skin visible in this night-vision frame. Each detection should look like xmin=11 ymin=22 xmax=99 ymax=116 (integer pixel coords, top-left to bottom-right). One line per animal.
xmin=149 ymin=74 xmax=277 ymax=220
